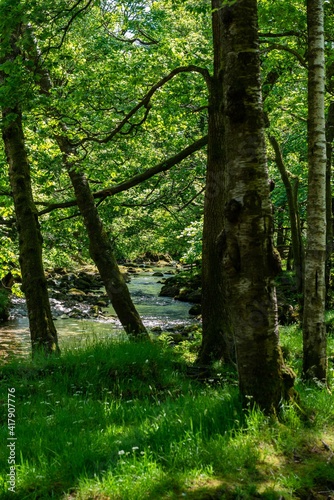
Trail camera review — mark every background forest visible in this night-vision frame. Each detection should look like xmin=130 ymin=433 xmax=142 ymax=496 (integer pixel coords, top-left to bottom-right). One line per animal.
xmin=0 ymin=0 xmax=334 ymax=498
xmin=0 ymin=0 xmax=325 ymax=268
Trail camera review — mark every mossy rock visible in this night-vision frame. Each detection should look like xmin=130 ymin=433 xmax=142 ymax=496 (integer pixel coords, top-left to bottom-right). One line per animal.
xmin=68 ymin=288 xmax=86 ymax=296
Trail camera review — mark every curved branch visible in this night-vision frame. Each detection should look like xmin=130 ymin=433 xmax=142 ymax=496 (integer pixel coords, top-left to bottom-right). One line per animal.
xmin=71 ymin=66 xmax=211 ymax=146
xmin=46 ymin=0 xmax=95 ymax=53
xmin=38 ymin=135 xmax=208 ymax=216
xmin=261 ymin=44 xmax=307 ymax=68
xmin=103 ymin=25 xmax=159 ymax=46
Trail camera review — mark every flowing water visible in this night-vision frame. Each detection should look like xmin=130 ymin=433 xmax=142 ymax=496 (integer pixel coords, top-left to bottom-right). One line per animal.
xmin=0 ymin=269 xmax=195 ymax=360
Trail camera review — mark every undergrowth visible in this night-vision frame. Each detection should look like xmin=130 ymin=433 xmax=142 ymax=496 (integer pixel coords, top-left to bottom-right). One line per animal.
xmin=0 ymin=327 xmax=333 ymax=499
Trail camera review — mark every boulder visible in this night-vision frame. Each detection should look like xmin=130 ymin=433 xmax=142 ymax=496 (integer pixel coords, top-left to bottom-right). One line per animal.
xmin=159 ymin=283 xmax=179 ymax=298
xmin=176 ymin=289 xmax=202 ymax=304
xmin=159 ymin=273 xmax=202 ymax=304
xmin=189 ymin=304 xmax=202 ymax=316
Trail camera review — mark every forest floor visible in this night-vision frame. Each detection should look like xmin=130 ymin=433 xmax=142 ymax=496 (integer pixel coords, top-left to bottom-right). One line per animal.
xmin=0 ymin=325 xmax=333 ymax=499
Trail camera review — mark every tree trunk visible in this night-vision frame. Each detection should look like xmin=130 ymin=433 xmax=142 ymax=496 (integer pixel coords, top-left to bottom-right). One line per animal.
xmin=0 ymin=272 xmax=14 ymax=321
xmin=2 ymin=108 xmax=60 ymax=355
xmin=221 ymin=0 xmax=294 ymax=412
xmin=25 ymin=34 xmax=149 ymax=340
xmin=302 ymin=0 xmax=327 ymax=382
xmin=56 ymin=136 xmax=148 ymax=338
xmin=325 ymin=102 xmax=334 ymax=307
xmin=268 ymin=133 xmax=304 ymax=296
xmin=198 ymin=0 xmax=235 ymax=366
xmin=67 ymin=164 xmax=149 ymax=338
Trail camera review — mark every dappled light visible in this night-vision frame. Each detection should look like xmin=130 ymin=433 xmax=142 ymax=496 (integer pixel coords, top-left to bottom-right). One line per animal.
xmin=0 ymin=0 xmax=334 ymax=497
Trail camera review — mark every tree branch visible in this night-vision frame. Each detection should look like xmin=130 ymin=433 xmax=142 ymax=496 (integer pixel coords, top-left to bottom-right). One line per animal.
xmin=46 ymin=0 xmax=95 ymax=53
xmin=71 ymin=66 xmax=211 ymax=146
xmin=261 ymin=44 xmax=307 ymax=68
xmin=103 ymin=25 xmax=159 ymax=46
xmin=259 ymin=31 xmax=305 ymax=38
xmin=0 ymin=189 xmax=12 ymax=197
xmin=90 ymin=135 xmax=208 ymax=197
xmin=37 ymin=135 xmax=208 ymax=216
xmin=278 ymin=106 xmax=307 ymax=123
xmin=177 ymin=187 xmax=205 ymax=212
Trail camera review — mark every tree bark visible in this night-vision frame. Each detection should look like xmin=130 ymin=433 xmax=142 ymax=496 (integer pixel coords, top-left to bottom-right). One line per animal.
xmin=302 ymin=0 xmax=327 ymax=382
xmin=0 ymin=272 xmax=14 ymax=321
xmin=221 ymin=0 xmax=294 ymax=412
xmin=198 ymin=0 xmax=235 ymax=366
xmin=325 ymin=102 xmax=334 ymax=307
xmin=2 ymin=108 xmax=60 ymax=355
xmin=0 ymin=17 xmax=59 ymax=356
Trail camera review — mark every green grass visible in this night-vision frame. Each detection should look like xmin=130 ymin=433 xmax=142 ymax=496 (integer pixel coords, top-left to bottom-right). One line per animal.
xmin=0 ymin=328 xmax=333 ymax=500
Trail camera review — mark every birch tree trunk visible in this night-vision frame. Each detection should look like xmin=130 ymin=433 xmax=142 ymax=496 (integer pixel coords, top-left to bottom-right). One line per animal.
xmin=198 ymin=0 xmax=235 ymax=366
xmin=302 ymin=0 xmax=327 ymax=382
xmin=221 ymin=0 xmax=294 ymax=412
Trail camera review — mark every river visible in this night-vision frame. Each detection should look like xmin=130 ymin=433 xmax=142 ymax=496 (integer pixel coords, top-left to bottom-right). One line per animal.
xmin=0 ymin=269 xmax=195 ymax=360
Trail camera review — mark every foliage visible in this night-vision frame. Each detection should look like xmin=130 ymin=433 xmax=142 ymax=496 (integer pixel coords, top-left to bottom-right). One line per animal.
xmin=0 ymin=0 xmax=332 ymax=276
xmin=177 ymin=218 xmax=203 ymax=264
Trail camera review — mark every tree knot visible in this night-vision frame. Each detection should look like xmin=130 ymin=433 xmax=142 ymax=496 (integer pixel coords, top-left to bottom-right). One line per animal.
xmin=224 ymin=199 xmax=242 ymax=223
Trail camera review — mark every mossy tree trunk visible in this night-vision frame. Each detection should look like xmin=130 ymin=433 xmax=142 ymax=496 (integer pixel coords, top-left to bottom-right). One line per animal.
xmin=325 ymin=102 xmax=334 ymax=307
xmin=302 ymin=0 xmax=327 ymax=382
xmin=2 ymin=108 xmax=60 ymax=356
xmin=69 ymin=164 xmax=149 ymax=338
xmin=0 ymin=272 xmax=14 ymax=321
xmin=221 ymin=0 xmax=294 ymax=412
xmin=198 ymin=0 xmax=235 ymax=366
xmin=56 ymin=137 xmax=148 ymax=339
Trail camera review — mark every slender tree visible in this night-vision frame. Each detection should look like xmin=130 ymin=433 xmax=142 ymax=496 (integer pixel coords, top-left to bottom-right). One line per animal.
xmin=58 ymin=136 xmax=150 ymax=338
xmin=325 ymin=102 xmax=334 ymax=306
xmin=26 ymin=37 xmax=149 ymax=338
xmin=0 ymin=13 xmax=59 ymax=356
xmin=198 ymin=0 xmax=234 ymax=366
xmin=220 ymin=0 xmax=294 ymax=412
xmin=268 ymin=133 xmax=304 ymax=296
xmin=26 ymin=27 xmax=208 ymax=339
xmin=302 ymin=0 xmax=327 ymax=382
xmin=1 ymin=105 xmax=60 ymax=356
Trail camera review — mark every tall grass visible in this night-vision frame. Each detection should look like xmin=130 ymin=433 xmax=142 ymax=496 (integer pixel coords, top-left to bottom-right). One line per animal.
xmin=0 ymin=327 xmax=333 ymax=499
